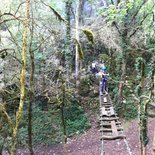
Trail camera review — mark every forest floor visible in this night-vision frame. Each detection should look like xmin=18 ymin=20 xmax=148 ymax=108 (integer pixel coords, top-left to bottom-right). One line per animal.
xmin=3 ymin=114 xmax=155 ymax=155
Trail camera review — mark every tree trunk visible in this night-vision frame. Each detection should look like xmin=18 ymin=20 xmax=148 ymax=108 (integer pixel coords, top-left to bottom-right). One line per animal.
xmin=75 ymin=0 xmax=80 ymax=90
xmin=118 ymin=58 xmax=126 ymax=100
xmin=118 ymin=23 xmax=128 ymax=105
xmin=153 ymin=0 xmax=155 ymax=104
xmin=61 ymin=82 xmax=68 ymax=155
xmin=28 ymin=7 xmax=35 ymax=154
xmin=28 ymin=59 xmax=34 ymax=155
xmin=139 ymin=61 xmax=144 ymax=155
xmin=140 ymin=104 xmax=148 ymax=155
xmin=154 ymin=74 xmax=155 ymax=103
xmin=137 ymin=60 xmax=148 ymax=155
xmin=10 ymin=0 xmax=30 ymax=154
xmin=78 ymin=0 xmax=85 ymax=24
xmin=65 ymin=0 xmax=72 ymax=82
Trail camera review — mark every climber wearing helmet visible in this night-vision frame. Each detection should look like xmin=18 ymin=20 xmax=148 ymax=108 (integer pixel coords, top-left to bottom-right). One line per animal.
xmin=100 ymin=66 xmax=109 ymax=95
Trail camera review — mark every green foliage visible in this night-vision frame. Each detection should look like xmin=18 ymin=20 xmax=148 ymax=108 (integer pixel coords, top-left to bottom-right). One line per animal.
xmin=99 ymin=53 xmax=111 ymax=64
xmin=114 ymin=87 xmax=138 ymax=120
xmin=2 ymin=1 xmax=155 ymax=152
xmin=98 ymin=0 xmax=152 ymax=31
xmin=0 ymin=116 xmax=12 ymax=152
xmin=64 ymin=101 xmax=91 ymax=135
xmin=88 ymin=0 xmax=98 ymax=4
xmin=122 ymin=98 xmax=138 ymax=120
xmin=3 ymin=102 xmax=90 ymax=147
xmin=98 ymin=2 xmax=131 ymax=25
xmin=79 ymin=77 xmax=91 ymax=97
xmin=135 ymin=57 xmax=145 ymax=95
xmin=18 ymin=106 xmax=61 ymax=146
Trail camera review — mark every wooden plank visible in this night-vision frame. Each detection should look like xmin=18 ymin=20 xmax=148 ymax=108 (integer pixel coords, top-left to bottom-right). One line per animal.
xmin=100 ymin=107 xmax=107 ymax=116
xmin=101 ymin=102 xmax=111 ymax=105
xmin=100 ymin=121 xmax=121 ymax=126
xmin=111 ymin=121 xmax=118 ymax=136
xmin=100 ymin=107 xmax=115 ymax=117
xmin=99 ymin=127 xmax=123 ymax=132
xmin=103 ymin=97 xmax=107 ymax=103
xmin=109 ymin=107 xmax=115 ymax=116
xmin=99 ymin=117 xmax=119 ymax=121
xmin=101 ymin=104 xmax=112 ymax=108
xmin=100 ymin=135 xmax=125 ymax=140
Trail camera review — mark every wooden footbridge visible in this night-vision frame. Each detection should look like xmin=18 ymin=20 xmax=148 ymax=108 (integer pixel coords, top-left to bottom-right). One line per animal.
xmin=99 ymin=93 xmax=132 ymax=155
xmin=99 ymin=94 xmax=125 ymax=140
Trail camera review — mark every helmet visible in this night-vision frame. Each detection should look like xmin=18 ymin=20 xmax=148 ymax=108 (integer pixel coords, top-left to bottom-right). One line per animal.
xmin=102 ymin=66 xmax=106 ymax=70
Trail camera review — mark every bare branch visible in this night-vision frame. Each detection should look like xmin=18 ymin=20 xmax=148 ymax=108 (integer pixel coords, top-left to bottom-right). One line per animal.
xmin=0 ymin=18 xmax=18 ymax=25
xmin=113 ymin=21 xmax=122 ymax=35
xmin=41 ymin=0 xmax=66 ymax=22
xmin=0 ymin=48 xmax=15 ymax=53
xmin=32 ymin=33 xmax=53 ymax=52
xmin=15 ymin=2 xmax=25 ymax=15
xmin=0 ymin=13 xmax=23 ymax=25
xmin=0 ymin=103 xmax=13 ymax=129
xmin=7 ymin=27 xmax=22 ymax=51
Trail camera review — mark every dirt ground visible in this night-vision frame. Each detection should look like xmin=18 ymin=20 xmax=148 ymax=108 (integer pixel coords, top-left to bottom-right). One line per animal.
xmin=3 ymin=116 xmax=155 ymax=155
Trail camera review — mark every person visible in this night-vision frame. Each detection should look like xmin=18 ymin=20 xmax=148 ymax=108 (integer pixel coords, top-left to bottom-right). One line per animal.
xmin=100 ymin=66 xmax=109 ymax=95
xmin=91 ymin=61 xmax=97 ymax=74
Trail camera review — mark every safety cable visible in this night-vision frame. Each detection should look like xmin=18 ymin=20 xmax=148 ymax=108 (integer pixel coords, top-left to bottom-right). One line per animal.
xmin=101 ymin=139 xmax=104 ymax=155
xmin=124 ymin=138 xmax=132 ymax=155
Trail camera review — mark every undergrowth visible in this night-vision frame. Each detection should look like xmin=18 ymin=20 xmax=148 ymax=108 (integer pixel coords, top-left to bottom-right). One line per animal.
xmin=0 ymin=101 xmax=91 ymax=149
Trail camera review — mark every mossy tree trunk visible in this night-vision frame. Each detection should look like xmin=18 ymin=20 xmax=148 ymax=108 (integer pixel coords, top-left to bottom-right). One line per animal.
xmin=65 ymin=0 xmax=72 ymax=82
xmin=75 ymin=0 xmax=80 ymax=91
xmin=117 ymin=0 xmax=128 ymax=105
xmin=10 ymin=0 xmax=30 ymax=154
xmin=139 ymin=61 xmax=145 ymax=155
xmin=28 ymin=4 xmax=34 ymax=155
xmin=61 ymin=81 xmax=68 ymax=155
xmin=118 ymin=34 xmax=128 ymax=107
xmin=75 ymin=0 xmax=84 ymax=94
xmin=154 ymin=0 xmax=155 ymax=103
xmin=118 ymin=56 xmax=126 ymax=100
xmin=75 ymin=0 xmax=79 ymax=87
xmin=154 ymin=74 xmax=155 ymax=103
xmin=136 ymin=58 xmax=150 ymax=155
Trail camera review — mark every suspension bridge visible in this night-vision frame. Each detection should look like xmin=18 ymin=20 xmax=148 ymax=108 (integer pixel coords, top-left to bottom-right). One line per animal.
xmin=99 ymin=91 xmax=132 ymax=155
